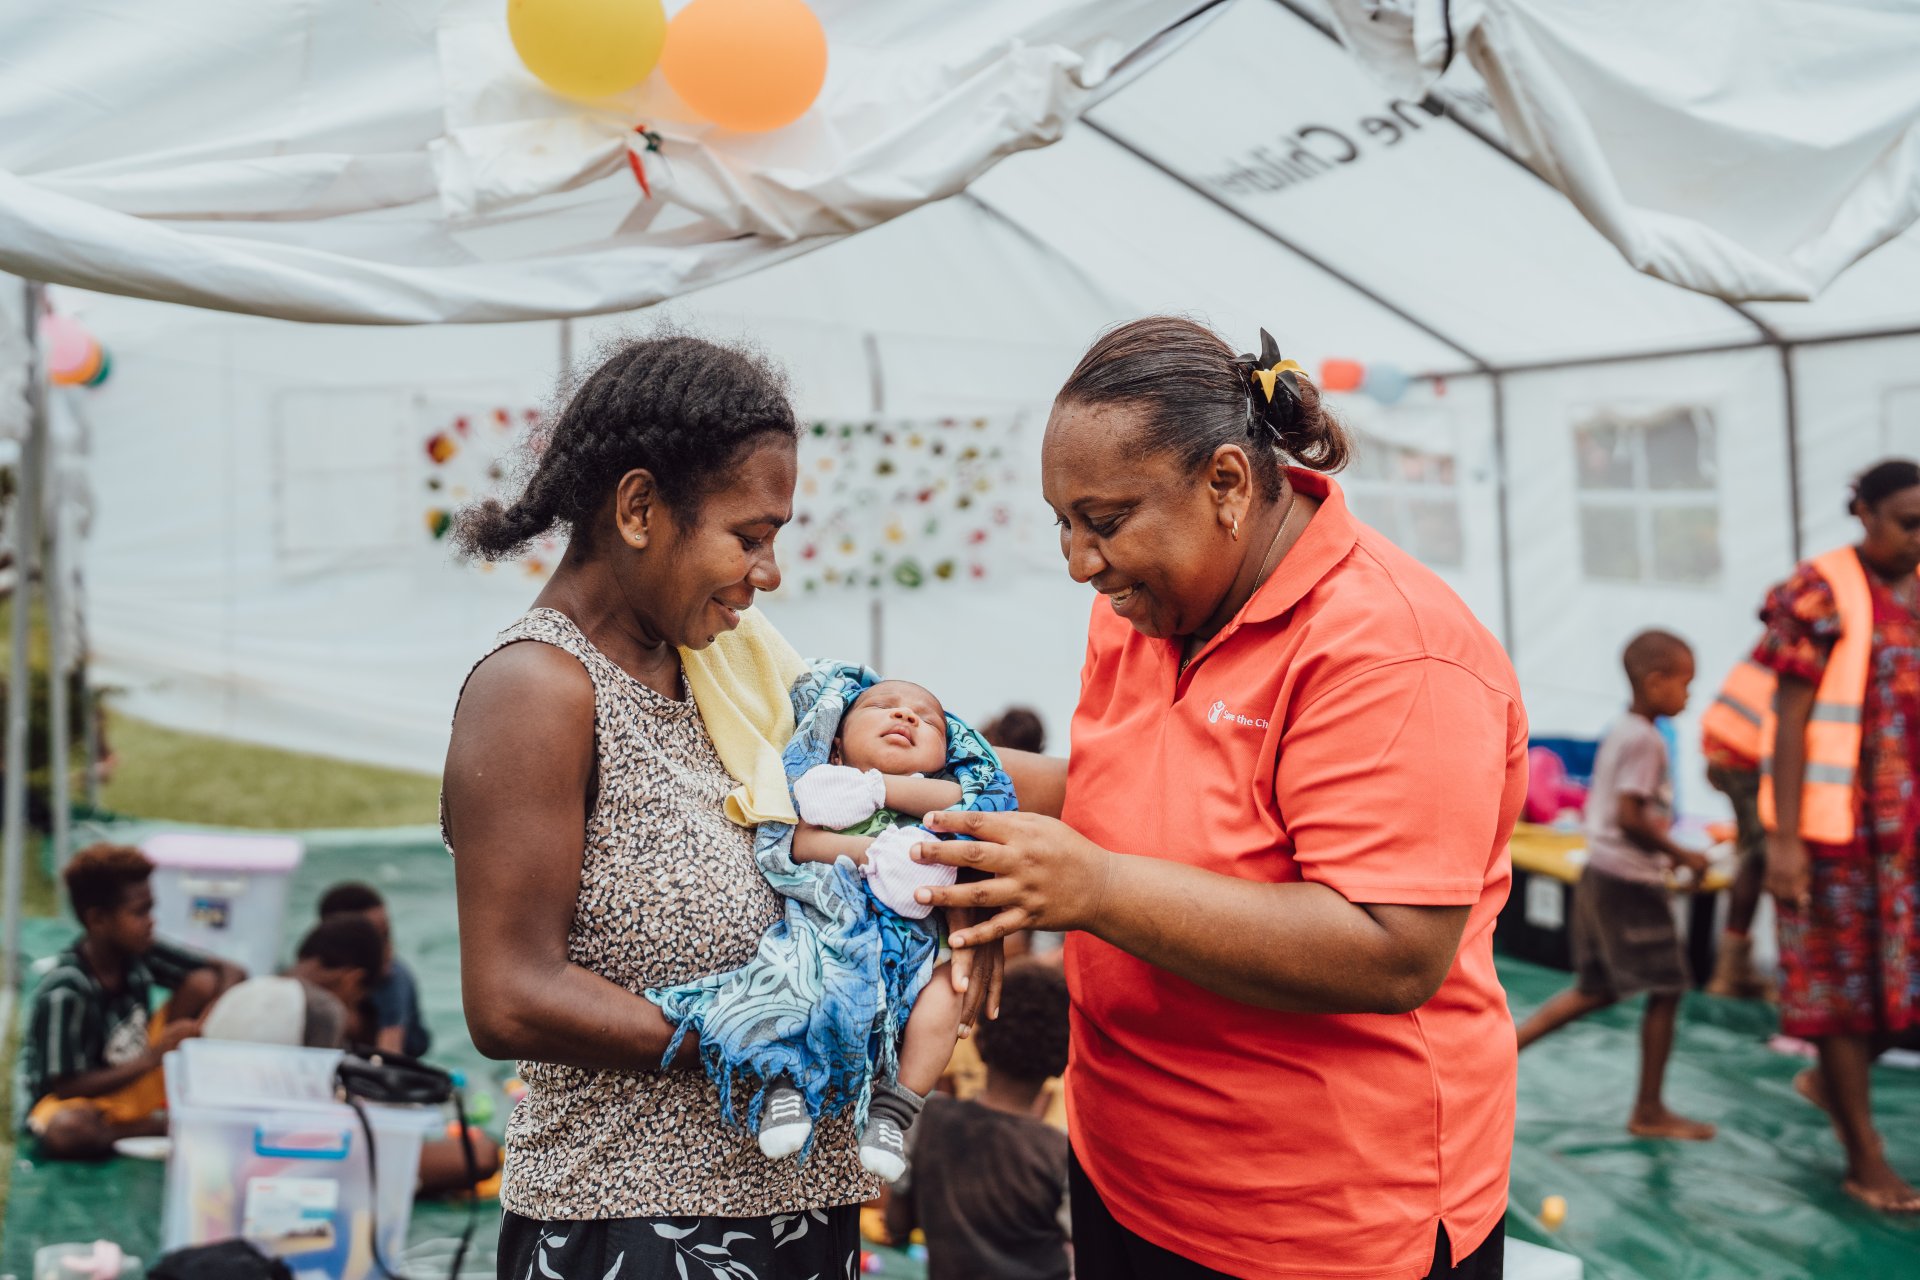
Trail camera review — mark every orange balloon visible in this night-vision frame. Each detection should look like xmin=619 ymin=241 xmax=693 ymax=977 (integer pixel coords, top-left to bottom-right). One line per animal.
xmin=1318 ymin=359 xmax=1365 ymax=393
xmin=662 ymin=0 xmax=828 ymax=133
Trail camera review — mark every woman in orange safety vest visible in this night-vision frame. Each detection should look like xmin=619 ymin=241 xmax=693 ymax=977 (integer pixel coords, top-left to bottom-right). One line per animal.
xmin=1756 ymin=458 xmax=1920 ymax=1214
xmin=1699 ymin=655 xmax=1775 ymax=998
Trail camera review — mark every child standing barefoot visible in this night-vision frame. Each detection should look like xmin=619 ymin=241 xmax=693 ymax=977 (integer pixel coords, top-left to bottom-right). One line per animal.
xmin=1515 ymin=630 xmax=1717 ymax=1141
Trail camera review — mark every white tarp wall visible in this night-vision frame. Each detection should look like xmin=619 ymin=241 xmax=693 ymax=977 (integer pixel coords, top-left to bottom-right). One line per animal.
xmin=66 ymin=275 xmax=1920 ymax=816
xmin=71 ymin=198 xmax=1124 ymax=771
xmin=1796 ymin=335 xmax=1920 ymax=554
xmin=1499 ymin=351 xmax=1796 ymax=803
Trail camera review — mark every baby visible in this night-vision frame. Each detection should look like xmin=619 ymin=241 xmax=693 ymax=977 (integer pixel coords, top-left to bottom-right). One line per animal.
xmin=759 ymin=679 xmax=966 ymax=1178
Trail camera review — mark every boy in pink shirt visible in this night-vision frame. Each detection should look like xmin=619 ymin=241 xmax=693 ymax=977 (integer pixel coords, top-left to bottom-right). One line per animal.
xmin=1515 ymin=629 xmax=1717 ymax=1140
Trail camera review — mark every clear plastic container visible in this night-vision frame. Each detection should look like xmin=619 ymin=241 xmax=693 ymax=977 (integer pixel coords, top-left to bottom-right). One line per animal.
xmin=33 ymin=1243 xmax=141 ymax=1280
xmin=163 ymin=1042 xmax=438 ymax=1280
xmin=142 ymin=832 xmax=304 ymax=977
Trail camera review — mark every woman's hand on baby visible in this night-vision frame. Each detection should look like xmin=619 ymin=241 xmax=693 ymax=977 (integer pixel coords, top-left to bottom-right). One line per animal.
xmin=793 ymin=764 xmax=886 ymax=829
xmin=947 ymin=916 xmax=1004 ymax=1037
xmin=909 ymin=810 xmax=1116 ymax=946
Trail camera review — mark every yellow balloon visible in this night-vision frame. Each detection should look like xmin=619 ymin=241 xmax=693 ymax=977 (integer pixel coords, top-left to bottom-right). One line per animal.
xmin=1540 ymin=1195 xmax=1568 ymax=1230
xmin=508 ymin=0 xmax=667 ymax=99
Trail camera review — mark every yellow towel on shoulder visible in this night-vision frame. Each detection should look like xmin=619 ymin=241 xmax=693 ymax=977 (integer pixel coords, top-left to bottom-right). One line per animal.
xmin=681 ymin=608 xmax=807 ymax=827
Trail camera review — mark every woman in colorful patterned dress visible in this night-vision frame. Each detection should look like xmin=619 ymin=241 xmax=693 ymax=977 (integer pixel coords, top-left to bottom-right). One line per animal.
xmin=1759 ymin=458 xmax=1920 ymax=1213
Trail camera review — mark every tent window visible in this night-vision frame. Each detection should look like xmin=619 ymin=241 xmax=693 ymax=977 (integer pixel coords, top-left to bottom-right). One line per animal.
xmin=1572 ymin=405 xmax=1720 ymax=585
xmin=1345 ymin=433 xmax=1464 ymax=568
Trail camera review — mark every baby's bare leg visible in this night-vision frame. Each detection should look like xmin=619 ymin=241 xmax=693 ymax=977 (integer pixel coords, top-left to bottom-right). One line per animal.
xmin=898 ymin=962 xmax=963 ymax=1096
xmin=860 ymin=963 xmax=961 ymax=1181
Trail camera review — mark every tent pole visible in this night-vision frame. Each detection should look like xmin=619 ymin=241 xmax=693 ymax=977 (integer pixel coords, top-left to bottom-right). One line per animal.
xmin=1779 ymin=344 xmax=1803 ymax=563
xmin=81 ymin=666 xmax=99 ymax=812
xmin=4 ymin=280 xmax=47 ymax=996
xmin=1490 ymin=373 xmax=1516 ymax=660
xmin=1418 ymin=320 xmax=1920 ymax=383
xmin=863 ymin=333 xmax=886 ymax=415
xmin=47 ymin=433 xmax=69 ymax=871
xmin=866 ymin=332 xmax=886 ymax=674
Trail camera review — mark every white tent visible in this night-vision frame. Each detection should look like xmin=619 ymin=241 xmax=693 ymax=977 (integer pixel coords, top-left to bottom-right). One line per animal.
xmin=1324 ymin=0 xmax=1920 ymax=301
xmin=14 ymin=0 xmax=1920 ymax=799
xmin=0 ymin=0 xmax=1218 ymax=323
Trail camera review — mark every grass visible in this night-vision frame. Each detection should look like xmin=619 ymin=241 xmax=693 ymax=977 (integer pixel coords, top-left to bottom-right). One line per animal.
xmin=96 ymin=712 xmax=443 ymax=831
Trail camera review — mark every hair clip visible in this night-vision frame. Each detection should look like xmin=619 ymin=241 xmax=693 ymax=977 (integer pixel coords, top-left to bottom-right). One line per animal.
xmin=1242 ymin=329 xmax=1306 ymax=402
xmin=1236 ymin=329 xmax=1307 ymax=439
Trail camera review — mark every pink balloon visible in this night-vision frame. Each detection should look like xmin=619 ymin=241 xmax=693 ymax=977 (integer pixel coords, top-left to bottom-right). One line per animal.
xmin=40 ymin=314 xmax=96 ymax=379
xmin=1524 ymin=747 xmax=1588 ymax=824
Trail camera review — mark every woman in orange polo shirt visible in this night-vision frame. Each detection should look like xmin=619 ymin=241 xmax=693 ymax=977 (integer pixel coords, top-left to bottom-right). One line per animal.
xmin=914 ymin=317 xmax=1525 ymax=1279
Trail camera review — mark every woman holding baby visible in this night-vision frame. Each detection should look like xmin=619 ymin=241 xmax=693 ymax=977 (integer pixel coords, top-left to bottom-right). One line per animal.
xmin=447 ymin=322 xmax=1521 ymax=1279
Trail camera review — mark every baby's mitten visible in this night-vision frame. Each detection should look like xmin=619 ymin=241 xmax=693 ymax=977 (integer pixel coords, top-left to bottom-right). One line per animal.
xmin=793 ymin=764 xmax=887 ymax=829
xmin=863 ymin=824 xmax=956 ymax=920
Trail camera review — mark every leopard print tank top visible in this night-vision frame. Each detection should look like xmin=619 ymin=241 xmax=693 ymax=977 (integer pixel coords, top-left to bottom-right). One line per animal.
xmin=449 ymin=608 xmax=874 ymax=1219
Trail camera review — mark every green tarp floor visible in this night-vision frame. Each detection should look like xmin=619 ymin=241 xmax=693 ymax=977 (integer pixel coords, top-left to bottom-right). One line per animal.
xmin=4 ymin=823 xmax=1917 ymax=1278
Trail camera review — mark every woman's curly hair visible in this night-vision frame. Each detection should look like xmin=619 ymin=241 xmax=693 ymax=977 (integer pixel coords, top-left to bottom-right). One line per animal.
xmin=455 ymin=334 xmax=798 ymax=561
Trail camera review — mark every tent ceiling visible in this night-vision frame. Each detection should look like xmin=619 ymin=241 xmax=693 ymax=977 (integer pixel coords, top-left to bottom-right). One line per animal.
xmin=1752 ymin=228 xmax=1920 ymax=342
xmin=0 ymin=0 xmax=1219 ymax=324
xmin=3 ymin=0 xmax=1918 ymax=368
xmin=1323 ymin=0 xmax=1920 ymax=307
xmin=1060 ymin=0 xmax=1768 ymax=371
xmin=971 ymin=131 xmax=1466 ymax=372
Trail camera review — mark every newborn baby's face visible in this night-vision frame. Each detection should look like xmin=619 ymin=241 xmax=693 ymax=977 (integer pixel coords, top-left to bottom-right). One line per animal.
xmin=837 ymin=680 xmax=949 ymax=775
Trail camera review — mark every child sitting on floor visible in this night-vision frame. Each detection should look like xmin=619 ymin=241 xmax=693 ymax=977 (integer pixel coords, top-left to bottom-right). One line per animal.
xmin=20 ymin=844 xmax=244 ymax=1159
xmin=760 ymin=679 xmax=971 ymax=1175
xmin=317 ymin=881 xmax=433 ymax=1057
xmin=1515 ymin=629 xmax=1717 ymax=1140
xmin=201 ymin=914 xmax=388 ymax=1049
xmin=886 ymin=958 xmax=1072 ymax=1280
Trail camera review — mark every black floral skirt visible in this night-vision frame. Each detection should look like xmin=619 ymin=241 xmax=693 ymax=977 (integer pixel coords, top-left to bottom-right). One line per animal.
xmin=499 ymin=1205 xmax=862 ymax=1280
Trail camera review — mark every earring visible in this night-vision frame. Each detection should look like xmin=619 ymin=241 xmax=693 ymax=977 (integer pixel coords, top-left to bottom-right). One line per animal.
xmin=1231 ymin=517 xmax=1240 ymax=540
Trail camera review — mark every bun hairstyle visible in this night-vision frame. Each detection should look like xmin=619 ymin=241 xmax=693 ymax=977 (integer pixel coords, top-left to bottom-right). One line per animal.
xmin=454 ymin=334 xmax=798 ymax=562
xmin=1054 ymin=316 xmax=1349 ymax=499
xmin=1850 ymin=458 xmax=1920 ymax=513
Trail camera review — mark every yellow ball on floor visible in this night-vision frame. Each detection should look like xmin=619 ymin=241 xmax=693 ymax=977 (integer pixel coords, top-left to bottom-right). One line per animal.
xmin=1540 ymin=1195 xmax=1568 ymax=1230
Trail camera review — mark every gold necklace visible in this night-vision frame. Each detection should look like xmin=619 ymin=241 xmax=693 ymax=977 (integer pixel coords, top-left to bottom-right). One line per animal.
xmin=1181 ymin=489 xmax=1299 ymax=673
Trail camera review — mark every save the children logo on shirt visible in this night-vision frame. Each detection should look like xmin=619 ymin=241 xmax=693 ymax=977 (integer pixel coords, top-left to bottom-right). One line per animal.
xmin=1208 ymin=700 xmax=1268 ymax=729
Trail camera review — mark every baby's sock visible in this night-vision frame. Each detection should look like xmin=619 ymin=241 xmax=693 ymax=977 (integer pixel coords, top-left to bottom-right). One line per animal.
xmin=758 ymin=1079 xmax=812 ymax=1159
xmin=858 ymin=1080 xmax=925 ymax=1182
xmin=862 ymin=824 xmax=954 ymax=919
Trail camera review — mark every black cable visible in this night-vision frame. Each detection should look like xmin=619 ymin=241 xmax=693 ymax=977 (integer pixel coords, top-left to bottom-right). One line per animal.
xmin=341 ymin=1051 xmax=481 ymax=1280
xmin=347 ymin=1092 xmax=480 ymax=1280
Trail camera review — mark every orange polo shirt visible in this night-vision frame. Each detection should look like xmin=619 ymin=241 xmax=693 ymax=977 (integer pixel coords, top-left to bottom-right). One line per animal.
xmin=1060 ymin=470 xmax=1524 ymax=1279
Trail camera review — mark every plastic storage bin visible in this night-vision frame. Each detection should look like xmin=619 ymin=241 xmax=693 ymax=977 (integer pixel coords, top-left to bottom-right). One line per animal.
xmin=142 ymin=832 xmax=304 ymax=977
xmin=163 ymin=1041 xmax=438 ymax=1280
xmin=33 ymin=1243 xmax=141 ymax=1280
